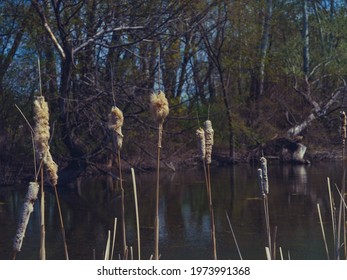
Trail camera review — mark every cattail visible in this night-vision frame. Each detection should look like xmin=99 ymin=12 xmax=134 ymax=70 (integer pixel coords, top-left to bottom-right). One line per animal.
xmin=150 ymin=91 xmax=169 ymax=148
xmin=150 ymin=91 xmax=169 ymax=124
xmin=196 ymin=127 xmax=206 ymax=160
xmin=13 ymin=182 xmax=39 ymax=252
xmin=33 ymin=96 xmax=50 ymax=159
xmin=108 ymin=106 xmax=124 ymax=150
xmin=204 ymin=120 xmax=214 ymax=165
xmin=340 ymin=111 xmax=346 ymax=146
xmin=257 ymin=168 xmax=264 ymax=195
xmin=45 ymin=151 xmax=58 ymax=186
xmin=33 ymin=96 xmax=58 ymax=186
xmin=260 ymin=157 xmax=269 ymax=194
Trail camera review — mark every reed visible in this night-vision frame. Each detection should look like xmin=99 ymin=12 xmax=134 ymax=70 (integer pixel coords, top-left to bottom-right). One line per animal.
xmin=108 ymin=105 xmax=127 ymax=258
xmin=225 ymin=210 xmax=242 ymax=260
xmin=111 ymin=218 xmax=117 ymax=260
xmin=317 ymin=203 xmax=330 ymax=259
xmin=258 ymin=157 xmax=272 ymax=259
xmin=279 ymin=247 xmax=284 ymax=260
xmin=33 ymin=95 xmax=69 ymax=260
xmin=131 ymin=168 xmax=141 ymax=260
xmin=150 ymin=91 xmax=169 ymax=260
xmin=327 ymin=177 xmax=337 ymax=259
xmin=104 ymin=230 xmax=111 ymax=260
xmin=196 ymin=119 xmax=217 ymax=259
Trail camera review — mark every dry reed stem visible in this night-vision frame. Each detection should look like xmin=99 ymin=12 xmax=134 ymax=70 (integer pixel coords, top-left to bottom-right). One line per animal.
xmin=279 ymin=247 xmax=284 ymax=260
xmin=104 ymin=230 xmax=111 ymax=260
xmin=327 ymin=177 xmax=337 ymax=259
xmin=12 ymin=182 xmax=39 ymax=253
xmin=40 ymin=168 xmax=46 ymax=260
xmin=265 ymin=247 xmax=271 ymax=260
xmin=317 ymin=203 xmax=330 ymax=259
xmin=118 ymin=151 xmax=127 ymax=259
xmin=131 ymin=168 xmax=141 ymax=260
xmin=225 ymin=210 xmax=243 ymax=260
xmin=207 ymin=165 xmax=217 ymax=260
xmin=53 ymin=186 xmax=69 ymax=259
xmin=111 ymin=218 xmax=118 ymax=260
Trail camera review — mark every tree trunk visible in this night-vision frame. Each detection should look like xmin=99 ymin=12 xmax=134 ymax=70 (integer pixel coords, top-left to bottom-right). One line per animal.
xmin=258 ymin=0 xmax=272 ymax=98
xmin=302 ymin=0 xmax=310 ymax=76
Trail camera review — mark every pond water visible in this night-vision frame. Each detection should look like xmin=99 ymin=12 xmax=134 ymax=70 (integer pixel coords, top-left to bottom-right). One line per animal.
xmin=0 ymin=162 xmax=345 ymax=260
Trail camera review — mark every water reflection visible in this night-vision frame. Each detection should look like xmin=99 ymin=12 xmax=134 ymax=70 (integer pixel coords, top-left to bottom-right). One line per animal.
xmin=0 ymin=163 xmax=344 ymax=260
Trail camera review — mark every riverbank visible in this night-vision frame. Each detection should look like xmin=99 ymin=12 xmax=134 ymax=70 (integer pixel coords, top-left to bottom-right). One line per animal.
xmin=0 ymin=145 xmax=343 ymax=187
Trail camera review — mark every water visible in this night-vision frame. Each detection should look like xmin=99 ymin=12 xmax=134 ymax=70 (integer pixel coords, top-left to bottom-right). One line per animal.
xmin=0 ymin=162 xmax=344 ymax=260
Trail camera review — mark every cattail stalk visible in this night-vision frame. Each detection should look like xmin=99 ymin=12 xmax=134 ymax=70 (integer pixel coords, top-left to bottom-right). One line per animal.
xmin=131 ymin=168 xmax=141 ymax=260
xmin=33 ymin=95 xmax=69 ymax=259
xmin=317 ymin=203 xmax=330 ymax=259
xmin=225 ymin=210 xmax=243 ymax=260
xmin=40 ymin=169 xmax=46 ymax=260
xmin=338 ymin=111 xmax=347 ymax=259
xmin=258 ymin=157 xmax=271 ymax=258
xmin=199 ymin=119 xmax=217 ymax=260
xmin=108 ymin=106 xmax=127 ymax=258
xmin=150 ymin=91 xmax=169 ymax=260
xmin=111 ymin=218 xmax=117 ymax=260
xmin=12 ymin=182 xmax=39 ymax=257
xmin=327 ymin=177 xmax=337 ymax=259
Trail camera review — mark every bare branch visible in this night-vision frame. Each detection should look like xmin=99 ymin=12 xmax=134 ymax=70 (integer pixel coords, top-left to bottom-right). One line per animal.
xmin=31 ymin=0 xmax=66 ymax=60
xmin=72 ymin=26 xmax=145 ymax=55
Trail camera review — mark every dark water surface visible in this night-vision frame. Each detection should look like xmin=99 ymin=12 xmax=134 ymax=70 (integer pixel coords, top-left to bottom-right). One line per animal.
xmin=0 ymin=163 xmax=344 ymax=260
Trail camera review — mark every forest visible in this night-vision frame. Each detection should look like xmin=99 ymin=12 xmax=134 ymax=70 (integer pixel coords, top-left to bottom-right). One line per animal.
xmin=1 ymin=0 xmax=347 ymax=182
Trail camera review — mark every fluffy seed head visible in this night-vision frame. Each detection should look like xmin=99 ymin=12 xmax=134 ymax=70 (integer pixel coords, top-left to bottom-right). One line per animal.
xmin=204 ymin=120 xmax=214 ymax=164
xmin=108 ymin=106 xmax=124 ymax=150
xmin=33 ymin=96 xmax=50 ymax=159
xmin=13 ymin=182 xmax=39 ymax=252
xmin=150 ymin=91 xmax=169 ymax=123
xmin=260 ymin=157 xmax=269 ymax=194
xmin=196 ymin=127 xmax=206 ymax=160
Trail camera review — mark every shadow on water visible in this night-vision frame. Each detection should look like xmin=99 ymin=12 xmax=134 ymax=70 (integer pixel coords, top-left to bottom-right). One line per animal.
xmin=0 ymin=162 xmax=344 ymax=259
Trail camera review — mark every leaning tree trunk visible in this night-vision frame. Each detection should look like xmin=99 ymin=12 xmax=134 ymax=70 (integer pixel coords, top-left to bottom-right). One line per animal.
xmin=287 ymin=86 xmax=346 ymax=138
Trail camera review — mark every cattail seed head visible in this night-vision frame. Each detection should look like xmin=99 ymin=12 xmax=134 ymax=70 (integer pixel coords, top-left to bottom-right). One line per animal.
xmin=260 ymin=157 xmax=269 ymax=194
xmin=204 ymin=120 xmax=214 ymax=164
xmin=33 ymin=96 xmax=50 ymax=159
xmin=340 ymin=111 xmax=346 ymax=146
xmin=150 ymin=91 xmax=169 ymax=124
xmin=45 ymin=150 xmax=58 ymax=186
xmin=108 ymin=106 xmax=124 ymax=150
xmin=33 ymin=96 xmax=58 ymax=186
xmin=196 ymin=127 xmax=206 ymax=160
xmin=13 ymin=182 xmax=39 ymax=252
xmin=257 ymin=168 xmax=264 ymax=196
